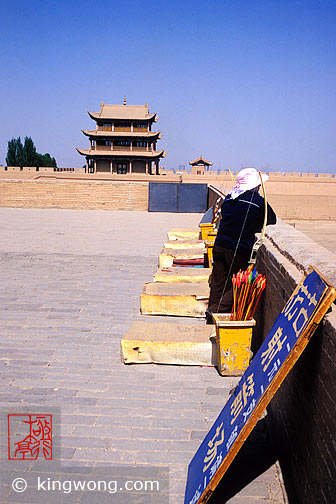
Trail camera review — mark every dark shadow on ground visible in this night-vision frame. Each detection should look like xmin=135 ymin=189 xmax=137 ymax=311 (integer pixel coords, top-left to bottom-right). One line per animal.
xmin=208 ymin=417 xmax=279 ymax=503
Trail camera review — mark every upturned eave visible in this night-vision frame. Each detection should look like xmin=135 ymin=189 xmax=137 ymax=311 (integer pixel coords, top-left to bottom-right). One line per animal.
xmin=76 ymin=148 xmax=165 ymax=159
xmin=88 ymin=111 xmax=157 ymax=122
xmin=81 ymin=129 xmax=160 ymax=138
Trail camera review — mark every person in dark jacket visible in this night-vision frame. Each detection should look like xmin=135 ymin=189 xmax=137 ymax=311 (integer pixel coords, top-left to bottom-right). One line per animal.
xmin=206 ymin=168 xmax=276 ymax=323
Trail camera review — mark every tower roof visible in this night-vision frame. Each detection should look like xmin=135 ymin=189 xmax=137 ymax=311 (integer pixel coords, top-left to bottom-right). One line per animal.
xmin=189 ymin=156 xmax=213 ymax=166
xmin=88 ymin=102 xmax=157 ymax=121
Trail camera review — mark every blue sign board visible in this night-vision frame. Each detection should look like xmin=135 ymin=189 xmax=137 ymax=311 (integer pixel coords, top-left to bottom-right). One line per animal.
xmin=184 ymin=269 xmax=330 ymax=504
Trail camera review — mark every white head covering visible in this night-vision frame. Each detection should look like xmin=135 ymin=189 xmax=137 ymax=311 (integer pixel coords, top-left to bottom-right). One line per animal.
xmin=229 ymin=168 xmax=269 ymax=199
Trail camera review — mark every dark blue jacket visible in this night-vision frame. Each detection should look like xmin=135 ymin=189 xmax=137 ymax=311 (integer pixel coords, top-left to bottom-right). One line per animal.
xmin=215 ymin=190 xmax=277 ymax=254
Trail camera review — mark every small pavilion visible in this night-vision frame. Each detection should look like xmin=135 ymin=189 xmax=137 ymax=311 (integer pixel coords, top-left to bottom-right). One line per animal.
xmin=189 ymin=156 xmax=213 ymax=175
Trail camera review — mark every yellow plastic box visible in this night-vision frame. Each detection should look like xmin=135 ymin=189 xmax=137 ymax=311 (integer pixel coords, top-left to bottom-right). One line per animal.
xmin=200 ymin=223 xmax=215 ymax=241
xmin=212 ymin=314 xmax=255 ymax=376
xmin=207 ymin=230 xmax=217 ymax=243
xmin=206 ymin=241 xmax=214 ymax=269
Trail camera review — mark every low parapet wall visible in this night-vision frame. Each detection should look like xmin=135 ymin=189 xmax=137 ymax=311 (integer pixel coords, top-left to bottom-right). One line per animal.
xmin=0 ymin=179 xmax=148 ymax=211
xmin=0 ymin=175 xmax=335 ymax=219
xmin=255 ymin=221 xmax=336 ymax=503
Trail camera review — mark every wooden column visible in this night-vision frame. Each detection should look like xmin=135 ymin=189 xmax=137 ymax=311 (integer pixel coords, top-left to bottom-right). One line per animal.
xmin=110 ymin=160 xmax=113 ymax=173
xmin=94 ymin=160 xmax=97 ymax=173
xmin=145 ymin=161 xmax=148 ymax=175
xmin=129 ymin=160 xmax=132 ymax=174
xmin=155 ymin=160 xmax=159 ymax=175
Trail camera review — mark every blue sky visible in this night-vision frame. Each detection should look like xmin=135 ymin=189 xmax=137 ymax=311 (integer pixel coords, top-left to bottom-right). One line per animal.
xmin=1 ymin=0 xmax=335 ymax=172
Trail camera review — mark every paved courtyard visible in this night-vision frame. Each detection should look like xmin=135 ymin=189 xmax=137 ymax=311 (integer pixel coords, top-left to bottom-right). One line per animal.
xmin=0 ymin=208 xmax=285 ymax=503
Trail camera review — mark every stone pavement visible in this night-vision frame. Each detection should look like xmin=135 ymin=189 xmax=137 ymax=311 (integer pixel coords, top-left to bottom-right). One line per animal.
xmin=0 ymin=208 xmax=286 ymax=503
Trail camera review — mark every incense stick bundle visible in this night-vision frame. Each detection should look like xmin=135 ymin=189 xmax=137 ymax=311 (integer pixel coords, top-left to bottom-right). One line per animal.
xmin=231 ymin=266 xmax=266 ymax=321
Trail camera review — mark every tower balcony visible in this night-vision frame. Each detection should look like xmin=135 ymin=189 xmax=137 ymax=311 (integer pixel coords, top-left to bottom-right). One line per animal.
xmin=91 ymin=145 xmax=155 ymax=152
xmin=114 ymin=126 xmax=131 ymax=132
xmin=95 ymin=125 xmax=148 ymax=133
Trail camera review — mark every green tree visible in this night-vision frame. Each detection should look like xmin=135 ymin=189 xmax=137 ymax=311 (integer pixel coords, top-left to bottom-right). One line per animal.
xmin=5 ymin=136 xmax=57 ymax=168
xmin=6 ymin=138 xmax=17 ymax=166
xmin=6 ymin=137 xmax=24 ymax=167
xmin=36 ymin=153 xmax=57 ymax=168
xmin=22 ymin=136 xmax=37 ymax=166
xmin=17 ymin=138 xmax=24 ymax=167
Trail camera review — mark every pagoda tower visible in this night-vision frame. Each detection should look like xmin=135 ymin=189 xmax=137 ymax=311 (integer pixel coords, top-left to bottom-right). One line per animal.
xmin=77 ymin=100 xmax=166 ymax=174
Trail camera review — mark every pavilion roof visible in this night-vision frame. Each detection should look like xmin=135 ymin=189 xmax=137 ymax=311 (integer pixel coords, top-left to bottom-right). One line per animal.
xmin=189 ymin=156 xmax=213 ymax=166
xmin=88 ymin=103 xmax=157 ymax=121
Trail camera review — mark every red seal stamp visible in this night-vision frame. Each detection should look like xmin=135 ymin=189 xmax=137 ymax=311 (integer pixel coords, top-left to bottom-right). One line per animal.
xmin=8 ymin=414 xmax=53 ymax=460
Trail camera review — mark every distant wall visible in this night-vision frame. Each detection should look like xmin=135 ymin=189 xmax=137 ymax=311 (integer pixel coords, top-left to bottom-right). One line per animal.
xmin=255 ymin=222 xmax=336 ymax=504
xmin=2 ymin=165 xmax=335 ymax=180
xmin=0 ymin=166 xmax=84 ymax=173
xmin=0 ymin=171 xmax=335 ymax=219
xmin=208 ymin=179 xmax=336 ymax=220
xmin=0 ymin=180 xmax=148 ymax=210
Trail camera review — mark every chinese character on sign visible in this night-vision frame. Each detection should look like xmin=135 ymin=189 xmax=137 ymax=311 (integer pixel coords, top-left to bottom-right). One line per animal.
xmin=8 ymin=414 xmax=52 ymax=460
xmin=283 ymin=295 xmax=304 ymax=321
xmin=230 ymin=373 xmax=255 ymax=425
xmin=203 ymin=422 xmax=224 ymax=472
xmin=267 ymin=359 xmax=281 ymax=382
xmin=209 ymin=451 xmax=223 ymax=480
xmin=226 ymin=425 xmax=238 ymax=452
xmin=282 ymin=283 xmax=317 ymax=336
xmin=261 ymin=328 xmax=287 ymax=372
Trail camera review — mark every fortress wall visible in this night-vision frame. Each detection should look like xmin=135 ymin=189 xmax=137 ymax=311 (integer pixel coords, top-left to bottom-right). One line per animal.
xmin=0 ymin=174 xmax=335 ymax=219
xmin=255 ymin=222 xmax=336 ymax=504
xmin=208 ymin=180 xmax=336 ymax=220
xmin=0 ymin=180 xmax=148 ymax=211
xmin=266 ymin=194 xmax=336 ymax=220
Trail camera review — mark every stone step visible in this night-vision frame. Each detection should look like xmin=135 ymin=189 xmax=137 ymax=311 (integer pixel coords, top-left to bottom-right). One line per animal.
xmin=140 ymin=281 xmax=209 ymax=317
xmin=159 ymin=247 xmax=205 ymax=268
xmin=163 ymin=239 xmax=205 ymax=250
xmin=121 ymin=321 xmax=216 ymax=366
xmin=153 ymin=267 xmax=211 ymax=283
xmin=167 ymin=228 xmax=200 ymax=241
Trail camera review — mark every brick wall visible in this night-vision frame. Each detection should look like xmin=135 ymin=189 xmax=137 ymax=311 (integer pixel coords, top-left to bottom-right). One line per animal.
xmin=255 ymin=221 xmax=336 ymax=503
xmin=0 ymin=180 xmax=148 ymax=211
